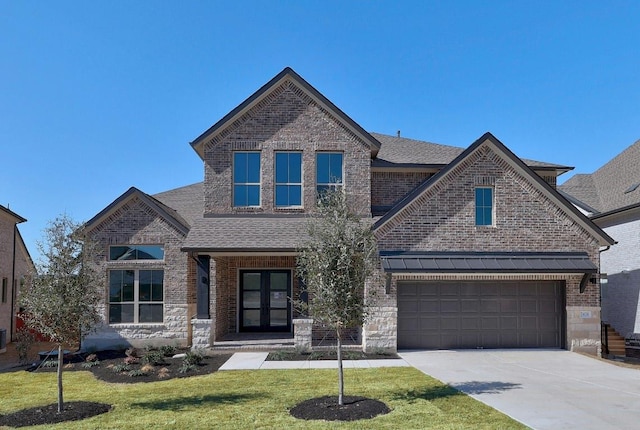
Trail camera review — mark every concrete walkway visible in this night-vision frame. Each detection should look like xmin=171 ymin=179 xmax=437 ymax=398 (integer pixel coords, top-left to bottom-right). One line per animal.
xmin=218 ymin=352 xmax=411 ymax=370
xmin=400 ymin=349 xmax=640 ymax=430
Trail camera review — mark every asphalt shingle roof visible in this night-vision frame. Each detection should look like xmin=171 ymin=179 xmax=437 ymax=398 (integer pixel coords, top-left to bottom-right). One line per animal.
xmin=371 ymin=132 xmax=570 ymax=169
xmin=182 ymin=216 xmax=309 ymax=251
xmin=559 ymin=138 xmax=640 ymax=214
xmin=153 ymin=182 xmax=203 ymax=227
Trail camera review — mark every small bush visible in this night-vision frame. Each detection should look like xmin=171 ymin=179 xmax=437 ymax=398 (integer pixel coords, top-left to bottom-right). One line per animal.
xmin=127 ymin=369 xmax=148 ymax=377
xmin=81 ymin=360 xmax=100 ymax=368
xmin=112 ymin=364 xmax=131 ymax=373
xmin=140 ymin=364 xmax=155 ymax=373
xmin=142 ymin=350 xmax=165 ymax=366
xmin=85 ymin=353 xmax=98 ymax=363
xmin=268 ymin=350 xmax=293 ymax=361
xmin=158 ymin=367 xmax=171 ymax=378
xmin=178 ymin=363 xmax=196 ymax=374
xmin=15 ymin=328 xmax=35 ymax=365
xmin=183 ymin=351 xmax=203 ymax=366
xmin=160 ymin=345 xmax=176 ymax=357
xmin=125 ymin=347 xmax=140 ymax=358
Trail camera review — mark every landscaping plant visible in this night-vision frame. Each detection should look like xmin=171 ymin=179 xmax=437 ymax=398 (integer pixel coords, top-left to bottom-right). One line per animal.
xmin=295 ymin=189 xmax=381 ymax=405
xmin=18 ymin=214 xmax=102 ymax=413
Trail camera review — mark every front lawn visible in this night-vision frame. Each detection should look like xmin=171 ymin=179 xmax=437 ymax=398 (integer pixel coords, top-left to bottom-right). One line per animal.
xmin=0 ymin=367 xmax=526 ymax=429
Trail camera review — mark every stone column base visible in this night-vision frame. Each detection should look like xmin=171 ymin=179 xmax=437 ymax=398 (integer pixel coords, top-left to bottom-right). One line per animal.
xmin=362 ymin=306 xmax=397 ymax=353
xmin=293 ymin=318 xmax=313 ymax=352
xmin=567 ymin=306 xmax=601 ymax=356
xmin=191 ymin=318 xmax=213 ymax=351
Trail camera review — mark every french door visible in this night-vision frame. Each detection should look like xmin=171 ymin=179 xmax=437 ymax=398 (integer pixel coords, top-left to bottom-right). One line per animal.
xmin=240 ymin=270 xmax=291 ymax=331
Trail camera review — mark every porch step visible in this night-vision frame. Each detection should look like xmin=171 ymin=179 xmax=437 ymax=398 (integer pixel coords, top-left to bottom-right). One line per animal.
xmin=605 ymin=326 xmax=626 ymax=356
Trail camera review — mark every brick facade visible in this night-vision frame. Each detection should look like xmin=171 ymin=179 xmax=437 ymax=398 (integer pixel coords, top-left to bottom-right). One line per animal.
xmin=203 ymin=79 xmax=372 ymax=216
xmin=84 ymin=196 xmax=192 ymax=350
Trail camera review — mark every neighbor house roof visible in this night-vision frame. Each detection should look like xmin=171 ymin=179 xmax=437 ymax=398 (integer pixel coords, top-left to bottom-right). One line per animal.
xmin=559 ymin=138 xmax=640 ymax=215
xmin=380 ymin=251 xmax=598 ymax=273
xmin=0 ymin=205 xmax=26 ymax=223
xmin=182 ymin=216 xmax=309 ymax=253
xmin=189 ymin=67 xmax=382 ymax=160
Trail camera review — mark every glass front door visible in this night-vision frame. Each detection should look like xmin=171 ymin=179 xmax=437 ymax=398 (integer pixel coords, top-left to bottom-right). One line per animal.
xmin=240 ymin=270 xmax=291 ymax=331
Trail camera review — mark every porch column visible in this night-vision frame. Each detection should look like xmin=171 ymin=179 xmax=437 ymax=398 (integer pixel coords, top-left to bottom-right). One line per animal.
xmin=196 ymin=255 xmax=210 ymax=319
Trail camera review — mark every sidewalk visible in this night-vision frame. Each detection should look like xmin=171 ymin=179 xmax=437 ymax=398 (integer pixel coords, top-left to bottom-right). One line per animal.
xmin=218 ymin=352 xmax=411 ymax=370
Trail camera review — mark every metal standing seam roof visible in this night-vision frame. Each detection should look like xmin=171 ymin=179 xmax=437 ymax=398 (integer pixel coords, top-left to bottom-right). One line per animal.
xmin=380 ymin=252 xmax=598 ymax=273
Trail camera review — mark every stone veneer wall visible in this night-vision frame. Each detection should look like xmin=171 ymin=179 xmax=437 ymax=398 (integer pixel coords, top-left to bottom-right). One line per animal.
xmin=83 ymin=196 xmax=192 ymax=350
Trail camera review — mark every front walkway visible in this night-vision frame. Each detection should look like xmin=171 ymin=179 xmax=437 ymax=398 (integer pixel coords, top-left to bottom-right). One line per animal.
xmin=400 ymin=349 xmax=640 ymax=430
xmin=218 ymin=352 xmax=411 ymax=370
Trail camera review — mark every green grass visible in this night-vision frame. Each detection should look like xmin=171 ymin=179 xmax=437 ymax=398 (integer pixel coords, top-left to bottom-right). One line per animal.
xmin=0 ymin=368 xmax=527 ymax=429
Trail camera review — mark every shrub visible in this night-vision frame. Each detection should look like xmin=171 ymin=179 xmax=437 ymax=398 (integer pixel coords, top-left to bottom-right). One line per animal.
xmin=125 ymin=347 xmax=140 ymax=358
xmin=85 ymin=353 xmax=98 ymax=362
xmin=41 ymin=360 xmax=59 ymax=368
xmin=268 ymin=350 xmax=293 ymax=361
xmin=160 ymin=345 xmax=176 ymax=357
xmin=183 ymin=350 xmax=203 ymax=366
xmin=112 ymin=364 xmax=131 ymax=373
xmin=15 ymin=328 xmax=35 ymax=366
xmin=81 ymin=360 xmax=100 ymax=368
xmin=178 ymin=363 xmax=196 ymax=374
xmin=142 ymin=350 xmax=165 ymax=366
xmin=127 ymin=369 xmax=148 ymax=377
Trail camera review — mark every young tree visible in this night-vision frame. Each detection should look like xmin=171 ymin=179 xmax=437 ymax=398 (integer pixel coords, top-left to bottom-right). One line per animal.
xmin=18 ymin=214 xmax=101 ymax=413
xmin=296 ymin=190 xmax=381 ymax=406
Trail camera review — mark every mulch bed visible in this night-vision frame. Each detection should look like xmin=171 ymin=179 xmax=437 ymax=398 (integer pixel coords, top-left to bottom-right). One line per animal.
xmin=31 ymin=349 xmax=232 ymax=384
xmin=290 ymin=395 xmax=390 ymax=421
xmin=0 ymin=401 xmax=112 ymax=428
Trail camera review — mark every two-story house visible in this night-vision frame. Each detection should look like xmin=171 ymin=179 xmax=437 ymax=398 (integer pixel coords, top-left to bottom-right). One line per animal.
xmin=0 ymin=205 xmax=33 ymax=351
xmin=83 ymin=68 xmax=614 ymax=355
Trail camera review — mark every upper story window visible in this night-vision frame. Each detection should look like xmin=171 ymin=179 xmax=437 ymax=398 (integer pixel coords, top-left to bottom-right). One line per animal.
xmin=109 ymin=245 xmax=164 ymax=261
xmin=475 ymin=187 xmax=494 ymax=226
xmin=275 ymin=152 xmax=302 ymax=207
xmin=233 ymin=152 xmax=261 ymax=207
xmin=316 ymin=152 xmax=343 ymax=196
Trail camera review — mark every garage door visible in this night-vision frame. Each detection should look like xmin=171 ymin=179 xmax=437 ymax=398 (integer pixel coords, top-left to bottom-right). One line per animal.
xmin=397 ymin=281 xmax=564 ymax=349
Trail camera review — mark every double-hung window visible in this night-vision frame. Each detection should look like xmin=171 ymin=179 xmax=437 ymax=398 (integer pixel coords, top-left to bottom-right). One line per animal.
xmin=234 ymin=152 xmax=261 ymax=207
xmin=275 ymin=152 xmax=302 ymax=207
xmin=316 ymin=152 xmax=343 ymax=196
xmin=108 ymin=245 xmax=164 ymax=324
xmin=475 ymin=187 xmax=494 ymax=226
xmin=109 ymin=269 xmax=164 ymax=323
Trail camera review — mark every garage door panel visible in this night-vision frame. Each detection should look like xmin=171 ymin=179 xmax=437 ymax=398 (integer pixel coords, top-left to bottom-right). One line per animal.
xmin=398 ymin=281 xmax=563 ymax=349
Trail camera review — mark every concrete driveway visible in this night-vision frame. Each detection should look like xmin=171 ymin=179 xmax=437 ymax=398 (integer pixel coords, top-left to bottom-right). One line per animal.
xmin=399 ymin=349 xmax=640 ymax=430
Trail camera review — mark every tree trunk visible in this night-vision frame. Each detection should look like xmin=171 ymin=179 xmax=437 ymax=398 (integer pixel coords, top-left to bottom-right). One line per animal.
xmin=57 ymin=344 xmax=63 ymax=413
xmin=337 ymin=327 xmax=344 ymax=406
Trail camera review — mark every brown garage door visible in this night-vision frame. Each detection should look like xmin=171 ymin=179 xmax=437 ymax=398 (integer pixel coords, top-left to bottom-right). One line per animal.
xmin=397 ymin=281 xmax=564 ymax=349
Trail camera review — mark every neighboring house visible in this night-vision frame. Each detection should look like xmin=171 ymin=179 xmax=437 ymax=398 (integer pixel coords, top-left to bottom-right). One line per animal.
xmin=559 ymin=139 xmax=640 ymax=339
xmin=0 ymin=205 xmax=33 ymax=350
xmin=83 ymin=67 xmax=614 ymax=355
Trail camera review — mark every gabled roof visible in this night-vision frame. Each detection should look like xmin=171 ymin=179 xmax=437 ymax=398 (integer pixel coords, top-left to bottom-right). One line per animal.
xmin=374 ymin=132 xmax=615 ymax=246
xmin=371 ymin=132 xmax=572 ymax=172
xmin=0 ymin=204 xmax=26 ymax=223
xmin=84 ymin=187 xmax=190 ymax=236
xmin=190 ymin=67 xmax=382 ymax=159
xmin=153 ymin=182 xmax=203 ymax=227
xmin=559 ymin=138 xmax=640 ymax=214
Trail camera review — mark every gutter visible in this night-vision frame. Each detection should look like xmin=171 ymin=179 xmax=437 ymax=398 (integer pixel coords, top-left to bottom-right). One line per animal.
xmin=10 ymin=224 xmax=16 ymax=341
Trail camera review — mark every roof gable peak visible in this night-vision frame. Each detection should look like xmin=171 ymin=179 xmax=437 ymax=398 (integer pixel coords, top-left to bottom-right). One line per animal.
xmin=190 ymin=67 xmax=381 ymax=159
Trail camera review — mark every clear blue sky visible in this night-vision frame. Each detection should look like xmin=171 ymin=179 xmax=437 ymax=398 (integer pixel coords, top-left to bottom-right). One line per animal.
xmin=2 ymin=1 xmax=639 ymax=260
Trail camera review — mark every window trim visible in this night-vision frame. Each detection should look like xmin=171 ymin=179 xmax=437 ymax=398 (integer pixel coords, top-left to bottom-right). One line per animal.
xmin=108 ymin=269 xmax=164 ymax=324
xmin=475 ymin=186 xmax=494 ymax=226
xmin=316 ymin=152 xmax=344 ymax=196
xmin=233 ymin=151 xmax=262 ymax=208
xmin=274 ymin=151 xmax=303 ymax=208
